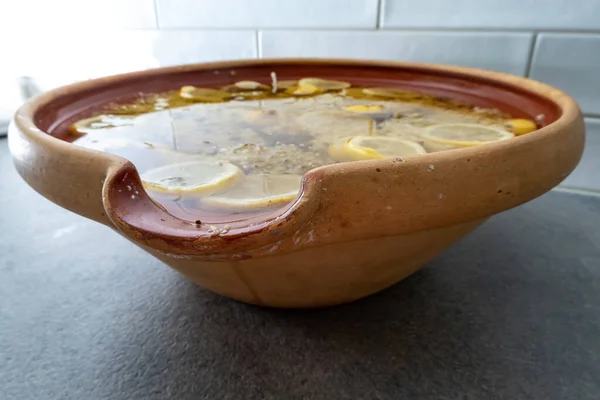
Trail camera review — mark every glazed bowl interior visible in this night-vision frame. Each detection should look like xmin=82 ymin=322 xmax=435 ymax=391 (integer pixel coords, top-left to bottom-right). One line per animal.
xmin=35 ymin=61 xmax=562 ymax=141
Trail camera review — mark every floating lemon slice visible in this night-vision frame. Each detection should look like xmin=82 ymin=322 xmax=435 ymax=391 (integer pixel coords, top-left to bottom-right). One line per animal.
xmin=343 ymin=104 xmax=384 ymax=114
xmin=141 ymin=161 xmax=243 ymax=195
xmin=70 ymin=115 xmax=135 ymax=136
xmin=77 ymin=138 xmax=194 ymax=161
xmin=76 ymin=139 xmax=205 ymax=174
xmin=201 ymin=174 xmax=302 ymax=212
xmin=285 ymin=85 xmax=323 ymax=96
xmin=298 ymin=78 xmax=351 ymax=91
xmin=329 ymin=136 xmax=427 ymax=162
xmin=342 ymin=88 xmax=369 ymax=99
xmin=422 ymin=123 xmax=514 ymax=147
xmin=233 ymin=90 xmax=271 ymax=100
xmin=222 ymin=80 xmax=270 ymax=92
xmin=179 ymin=86 xmax=231 ymax=102
xmin=77 ymin=138 xmax=187 ymax=157
xmin=276 ymin=80 xmax=298 ymax=90
xmin=78 ymin=138 xmax=149 ymax=152
xmin=506 ymin=118 xmax=537 ymax=136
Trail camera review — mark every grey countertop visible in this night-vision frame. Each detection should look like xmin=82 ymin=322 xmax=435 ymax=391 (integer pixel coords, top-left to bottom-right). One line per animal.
xmin=1 ymin=137 xmax=600 ymax=400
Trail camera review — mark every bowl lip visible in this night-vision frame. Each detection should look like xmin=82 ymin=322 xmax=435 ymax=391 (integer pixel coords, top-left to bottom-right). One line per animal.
xmin=11 ymin=58 xmax=583 ymax=244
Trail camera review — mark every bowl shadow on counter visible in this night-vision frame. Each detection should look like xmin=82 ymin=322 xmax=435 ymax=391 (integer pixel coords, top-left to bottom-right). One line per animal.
xmin=100 ymin=192 xmax=600 ymax=399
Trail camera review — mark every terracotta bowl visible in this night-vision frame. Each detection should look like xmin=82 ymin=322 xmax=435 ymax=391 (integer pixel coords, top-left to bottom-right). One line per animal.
xmin=9 ymin=59 xmax=585 ymax=308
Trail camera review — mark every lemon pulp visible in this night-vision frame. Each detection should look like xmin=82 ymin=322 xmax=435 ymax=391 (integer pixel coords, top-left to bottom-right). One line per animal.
xmin=298 ymin=78 xmax=351 ymax=91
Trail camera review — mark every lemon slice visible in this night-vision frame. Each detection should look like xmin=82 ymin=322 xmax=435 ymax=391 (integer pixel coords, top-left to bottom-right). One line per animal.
xmin=329 ymin=136 xmax=427 ymax=162
xmin=76 ymin=139 xmax=205 ymax=174
xmin=201 ymin=174 xmax=302 ymax=212
xmin=298 ymin=78 xmax=351 ymax=91
xmin=343 ymin=88 xmax=369 ymax=99
xmin=505 ymin=118 xmax=537 ymax=136
xmin=285 ymin=85 xmax=323 ymax=96
xmin=233 ymin=90 xmax=271 ymax=100
xmin=78 ymin=138 xmax=148 ymax=152
xmin=343 ymin=104 xmax=384 ymax=114
xmin=77 ymin=138 xmax=185 ymax=156
xmin=422 ymin=123 xmax=514 ymax=147
xmin=141 ymin=161 xmax=243 ymax=195
xmin=179 ymin=86 xmax=231 ymax=102
xmin=222 ymin=80 xmax=270 ymax=92
xmin=276 ymin=80 xmax=298 ymax=90
xmin=70 ymin=115 xmax=135 ymax=136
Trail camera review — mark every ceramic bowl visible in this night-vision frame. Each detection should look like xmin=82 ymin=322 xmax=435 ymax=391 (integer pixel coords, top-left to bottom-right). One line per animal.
xmin=9 ymin=59 xmax=585 ymax=308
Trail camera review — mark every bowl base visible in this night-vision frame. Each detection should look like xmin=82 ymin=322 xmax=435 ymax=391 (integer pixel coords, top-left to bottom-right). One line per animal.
xmin=150 ymin=218 xmax=486 ymax=308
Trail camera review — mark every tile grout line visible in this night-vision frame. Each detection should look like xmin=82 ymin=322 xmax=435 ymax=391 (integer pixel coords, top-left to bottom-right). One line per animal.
xmin=143 ymin=27 xmax=600 ymax=34
xmin=375 ymin=27 xmax=600 ymax=34
xmin=523 ymin=32 xmax=538 ymax=77
xmin=376 ymin=0 xmax=383 ymax=29
xmin=255 ymin=30 xmax=262 ymax=59
xmin=152 ymin=0 xmax=160 ymax=29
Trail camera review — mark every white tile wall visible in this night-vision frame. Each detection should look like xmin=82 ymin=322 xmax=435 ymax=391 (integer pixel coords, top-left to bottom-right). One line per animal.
xmin=1 ymin=0 xmax=599 ymax=189
xmin=2 ymin=31 xmax=256 ymax=93
xmin=0 ymin=0 xmax=157 ymax=31
xmin=562 ymin=119 xmax=600 ymax=190
xmin=260 ymin=31 xmax=533 ymax=75
xmin=156 ymin=0 xmax=378 ymax=29
xmin=382 ymin=0 xmax=600 ymax=30
xmin=529 ymin=34 xmax=600 ymax=116
xmin=149 ymin=31 xmax=257 ymax=65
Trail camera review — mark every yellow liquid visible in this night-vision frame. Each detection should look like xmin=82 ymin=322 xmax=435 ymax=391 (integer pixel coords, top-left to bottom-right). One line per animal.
xmin=71 ymin=84 xmax=532 ymax=221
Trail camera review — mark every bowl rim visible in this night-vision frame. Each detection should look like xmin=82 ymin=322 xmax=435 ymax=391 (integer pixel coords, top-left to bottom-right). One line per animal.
xmin=10 ymin=58 xmax=584 ymax=257
xmin=15 ymin=57 xmax=580 ymax=157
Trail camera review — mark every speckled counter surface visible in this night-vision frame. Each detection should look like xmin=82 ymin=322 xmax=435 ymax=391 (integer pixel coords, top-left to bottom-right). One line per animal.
xmin=1 ymin=137 xmax=599 ymax=400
